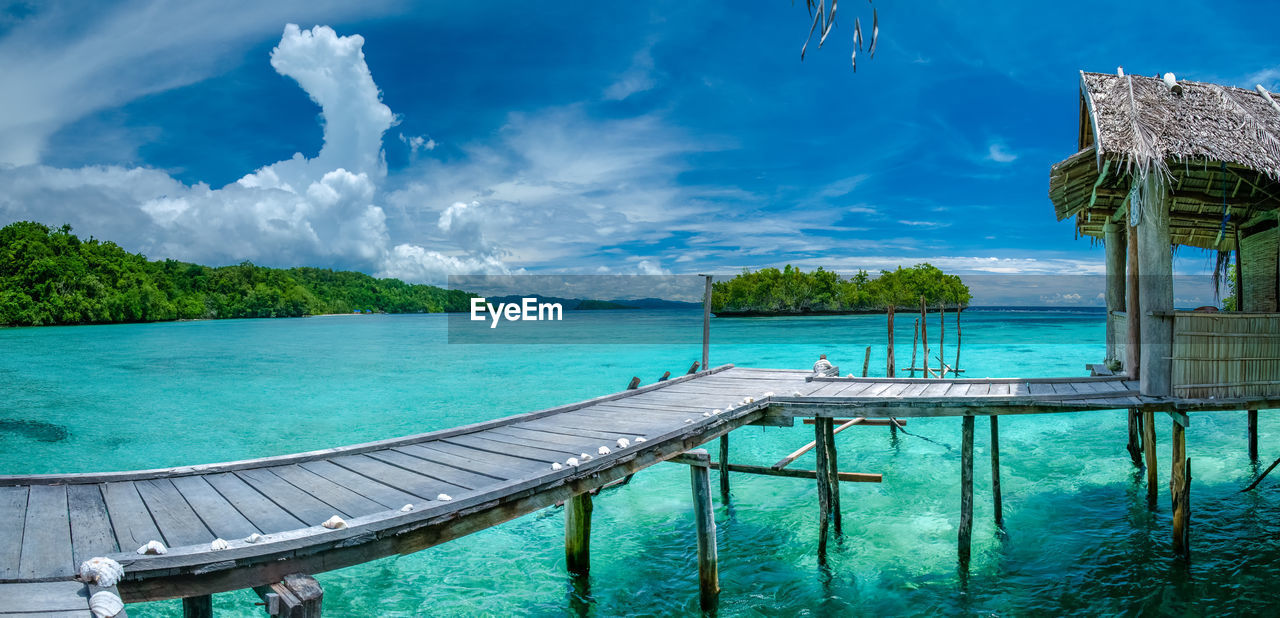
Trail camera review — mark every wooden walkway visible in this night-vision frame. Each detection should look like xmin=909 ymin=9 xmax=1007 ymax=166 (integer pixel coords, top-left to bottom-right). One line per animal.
xmin=1 ymin=365 xmax=1271 ymax=614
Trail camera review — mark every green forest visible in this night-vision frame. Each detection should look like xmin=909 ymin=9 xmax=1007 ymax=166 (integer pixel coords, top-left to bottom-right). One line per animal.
xmin=711 ymin=264 xmax=971 ymax=316
xmin=0 ymin=221 xmax=474 ymax=326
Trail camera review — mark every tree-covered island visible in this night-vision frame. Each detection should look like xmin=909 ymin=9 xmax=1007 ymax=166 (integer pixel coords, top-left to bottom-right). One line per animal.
xmin=711 ymin=264 xmax=970 ymax=316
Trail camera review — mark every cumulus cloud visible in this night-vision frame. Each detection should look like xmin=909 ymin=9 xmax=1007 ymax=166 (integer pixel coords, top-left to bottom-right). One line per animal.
xmin=399 ymin=133 xmax=436 ymax=154
xmin=0 ymin=24 xmax=503 ymax=282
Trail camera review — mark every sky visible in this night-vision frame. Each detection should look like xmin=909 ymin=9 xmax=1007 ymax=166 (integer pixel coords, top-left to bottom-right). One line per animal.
xmin=0 ymin=0 xmax=1277 ymax=303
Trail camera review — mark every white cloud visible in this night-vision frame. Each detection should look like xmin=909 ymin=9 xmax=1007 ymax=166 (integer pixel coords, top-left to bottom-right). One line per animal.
xmin=604 ymin=45 xmax=658 ymax=101
xmin=987 ymin=143 xmax=1018 ymax=163
xmin=400 ymin=133 xmax=436 ymax=154
xmin=636 ymin=259 xmax=669 ymax=275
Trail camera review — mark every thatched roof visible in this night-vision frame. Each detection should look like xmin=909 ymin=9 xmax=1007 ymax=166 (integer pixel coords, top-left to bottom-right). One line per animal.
xmin=1049 ymin=71 xmax=1280 ymax=250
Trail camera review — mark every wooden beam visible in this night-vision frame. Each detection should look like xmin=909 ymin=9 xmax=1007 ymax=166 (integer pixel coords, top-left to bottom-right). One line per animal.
xmin=990 ymin=416 xmax=1003 ymax=529
xmin=1143 ymin=410 xmax=1158 ymax=509
xmin=1257 ymin=84 xmax=1280 ymax=114
xmin=565 ymin=493 xmax=592 ymax=575
xmin=1170 ymin=422 xmax=1190 ymax=557
xmin=862 ymin=346 xmax=872 ymax=377
xmin=802 ymin=418 xmax=907 ymax=427
xmin=887 ymin=305 xmax=896 ymax=377
xmin=668 ymin=455 xmax=882 ymax=483
xmin=626 ymin=377 xmax=641 ymax=390
xmin=959 ymin=415 xmax=974 ymax=568
xmin=1136 ymin=174 xmax=1174 ymax=396
xmin=824 ymin=417 xmax=842 ymax=536
xmin=1249 ymin=410 xmax=1259 ymax=461
xmin=253 ymin=574 xmax=322 ymax=618
xmin=814 ymin=418 xmax=832 ymax=564
xmin=688 ymin=449 xmax=719 ymax=611
xmin=701 ymin=275 xmax=712 ymax=371
xmin=182 ymin=595 xmax=212 ymax=618
xmin=772 ymin=418 xmax=865 ymax=469
xmin=718 ymin=435 xmax=730 ymax=502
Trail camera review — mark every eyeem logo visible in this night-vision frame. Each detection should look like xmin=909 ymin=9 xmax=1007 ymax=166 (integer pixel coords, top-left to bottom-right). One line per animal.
xmin=470 ymin=297 xmax=564 ymax=328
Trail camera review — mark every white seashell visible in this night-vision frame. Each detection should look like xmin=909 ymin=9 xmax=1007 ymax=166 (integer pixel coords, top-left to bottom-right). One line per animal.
xmin=89 ymin=590 xmax=125 ymax=618
xmin=322 ymin=515 xmax=347 ymax=530
xmin=684 ymin=418 xmax=693 ymax=424
xmin=712 ymin=409 xmax=723 ymax=415
xmin=762 ymin=391 xmax=775 ymax=398
xmin=437 ymin=493 xmax=453 ymax=501
xmin=551 ymin=462 xmax=564 ymax=471
xmin=245 ymin=533 xmax=264 ymax=543
xmin=78 ymin=557 xmax=124 ymax=587
xmin=401 ymin=504 xmax=414 ymax=512
xmin=702 ymin=411 xmax=711 ymax=417
xmin=617 ymin=438 xmax=631 ymax=448
xmin=136 ymin=540 xmax=167 ymax=555
xmin=745 ymin=396 xmax=755 ymax=403
xmin=210 ymin=538 xmax=229 ymax=551
xmin=598 ymin=446 xmax=611 ymax=455
xmin=793 ymin=391 xmax=803 ymax=397
xmin=634 ymin=436 xmax=646 ymax=443
xmin=567 ymin=457 xmax=580 ymax=466
xmin=580 ymin=453 xmax=593 ymax=461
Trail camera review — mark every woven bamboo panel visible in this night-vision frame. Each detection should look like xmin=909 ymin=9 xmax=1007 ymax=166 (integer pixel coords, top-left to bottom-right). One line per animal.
xmin=1111 ymin=312 xmax=1127 ymax=365
xmin=1241 ymin=226 xmax=1278 ymax=312
xmin=1172 ymin=312 xmax=1280 ymax=398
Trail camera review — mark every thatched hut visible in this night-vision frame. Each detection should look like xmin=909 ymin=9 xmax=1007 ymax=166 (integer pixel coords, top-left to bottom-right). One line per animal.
xmin=1049 ymin=70 xmax=1280 ymax=401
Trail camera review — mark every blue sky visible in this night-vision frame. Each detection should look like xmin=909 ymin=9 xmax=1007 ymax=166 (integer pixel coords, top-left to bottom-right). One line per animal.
xmin=0 ymin=0 xmax=1276 ymax=301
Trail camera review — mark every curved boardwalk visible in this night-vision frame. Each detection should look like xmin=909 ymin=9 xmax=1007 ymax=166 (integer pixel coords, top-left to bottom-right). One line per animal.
xmin=0 ymin=366 xmax=1259 ymax=614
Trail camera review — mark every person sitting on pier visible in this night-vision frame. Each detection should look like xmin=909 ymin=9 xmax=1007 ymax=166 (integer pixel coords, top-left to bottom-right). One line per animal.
xmin=813 ymin=354 xmax=837 ymax=377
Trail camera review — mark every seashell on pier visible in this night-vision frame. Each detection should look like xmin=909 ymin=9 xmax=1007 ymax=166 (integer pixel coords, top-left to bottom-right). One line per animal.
xmin=598 ymin=446 xmax=611 ymax=455
xmin=437 ymin=493 xmax=453 ymax=501
xmin=77 ymin=557 xmax=124 ymax=587
xmin=567 ymin=457 xmax=580 ymax=466
xmin=136 ymin=540 xmax=167 ymax=555
xmin=245 ymin=533 xmax=264 ymax=543
xmin=793 ymin=391 xmax=803 ymax=397
xmin=551 ymin=462 xmax=564 ymax=471
xmin=616 ymin=438 xmax=631 ymax=448
xmin=580 ymin=453 xmax=593 ymax=461
xmin=702 ymin=412 xmax=711 ymax=417
xmin=322 ymin=515 xmax=347 ymax=530
xmin=401 ymin=504 xmax=414 ymax=512
xmin=89 ymin=590 xmax=124 ymax=618
xmin=762 ymin=391 xmax=775 ymax=398
xmin=684 ymin=418 xmax=693 ymax=424
xmin=712 ymin=409 xmax=723 ymax=415
xmin=210 ymin=538 xmax=229 ymax=551
xmin=634 ymin=436 xmax=646 ymax=443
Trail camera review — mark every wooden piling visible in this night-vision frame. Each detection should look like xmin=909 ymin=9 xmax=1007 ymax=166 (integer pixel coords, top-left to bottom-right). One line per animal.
xmin=253 ymin=574 xmax=323 ymax=618
xmin=687 ymin=361 xmax=700 ymax=375
xmin=887 ymin=305 xmax=896 ymax=377
xmin=626 ymin=377 xmax=641 ymax=390
xmin=959 ymin=415 xmax=974 ymax=567
xmin=1136 ymin=174 xmax=1173 ymax=397
xmin=862 ymin=345 xmax=871 ymax=378
xmin=565 ymin=493 xmax=593 ymax=575
xmin=719 ymin=434 xmax=730 ymax=502
xmin=1126 ymin=409 xmax=1143 ymax=468
xmin=1171 ymin=420 xmax=1190 ymax=557
xmin=1248 ymin=410 xmax=1259 ymax=460
xmin=1126 ymin=222 xmax=1141 ymax=378
xmin=954 ymin=301 xmax=962 ymax=375
xmin=814 ymin=418 xmax=832 ymax=563
xmin=939 ymin=302 xmax=946 ymax=377
xmin=920 ymin=297 xmax=929 ymax=378
xmin=990 ymin=415 xmax=1003 ymax=528
xmin=702 ymin=275 xmax=712 ymax=372
xmin=688 ymin=450 xmax=719 ymax=611
xmin=910 ymin=318 xmax=919 ymax=378
xmin=1143 ymin=410 xmax=1158 ymax=508
xmin=182 ymin=595 xmax=212 ymax=618
xmin=824 ymin=418 xmax=842 ymax=535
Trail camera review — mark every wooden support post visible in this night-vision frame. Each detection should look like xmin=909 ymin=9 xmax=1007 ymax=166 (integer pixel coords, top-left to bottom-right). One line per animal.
xmin=253 ymin=574 xmax=323 ymax=618
xmin=954 ymin=301 xmax=962 ymax=375
xmin=687 ymin=361 xmax=700 ymax=375
xmin=920 ymin=297 xmax=929 ymax=379
xmin=862 ymin=345 xmax=871 ymax=377
xmin=990 ymin=415 xmax=1003 ymax=529
xmin=1143 ymin=410 xmax=1158 ymax=508
xmin=565 ymin=493 xmax=592 ymax=575
xmin=909 ymin=318 xmax=919 ymax=378
xmin=626 ymin=377 xmax=641 ymax=390
xmin=1127 ymin=409 xmax=1144 ymax=468
xmin=182 ymin=595 xmax=212 ymax=618
xmin=887 ymin=305 xmax=896 ymax=377
xmin=719 ymin=434 xmax=730 ymax=502
xmin=1104 ymin=221 xmax=1126 ymax=363
xmin=824 ymin=418 xmax=842 ymax=535
xmin=1249 ymin=410 xmax=1259 ymax=461
xmin=701 ymin=275 xmax=712 ymax=372
xmin=774 ymin=418 xmax=864 ymax=469
xmin=687 ymin=450 xmax=719 ymax=611
xmin=814 ymin=418 xmax=832 ymax=563
xmin=658 ymin=371 xmax=671 ymax=382
xmin=1126 ymin=222 xmax=1141 ymax=378
xmin=939 ymin=301 xmax=946 ymax=377
xmin=1136 ymin=174 xmax=1173 ymax=396
xmin=959 ymin=415 xmax=975 ymax=567
xmin=1171 ymin=421 xmax=1190 ymax=557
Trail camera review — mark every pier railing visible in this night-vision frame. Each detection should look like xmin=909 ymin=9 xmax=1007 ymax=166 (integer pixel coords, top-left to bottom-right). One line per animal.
xmin=1171 ymin=311 xmax=1280 ymax=398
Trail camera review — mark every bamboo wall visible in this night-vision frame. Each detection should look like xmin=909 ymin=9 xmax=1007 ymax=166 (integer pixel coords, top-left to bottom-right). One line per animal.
xmin=1172 ymin=312 xmax=1280 ymax=399
xmin=1110 ymin=311 xmax=1127 ymax=366
xmin=1241 ymin=224 xmax=1278 ymax=312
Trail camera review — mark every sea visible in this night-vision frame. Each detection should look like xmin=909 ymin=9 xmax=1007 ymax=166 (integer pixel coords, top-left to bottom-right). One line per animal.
xmin=1 ymin=308 xmax=1276 ymax=616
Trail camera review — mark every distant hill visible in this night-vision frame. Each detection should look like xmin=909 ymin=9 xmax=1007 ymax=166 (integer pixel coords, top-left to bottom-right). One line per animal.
xmin=480 ymin=295 xmax=636 ymax=310
xmin=612 ymin=297 xmax=701 ymax=309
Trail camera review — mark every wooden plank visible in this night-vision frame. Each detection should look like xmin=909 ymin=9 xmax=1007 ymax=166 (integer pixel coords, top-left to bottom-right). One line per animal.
xmin=921 ymin=382 xmax=951 ymax=397
xmin=19 ymin=484 xmax=73 ymax=579
xmin=135 ymin=479 xmax=214 ymax=547
xmin=101 ymin=482 xmax=164 ymax=553
xmin=390 ymin=445 xmax=512 ymax=485
xmin=404 ymin=442 xmax=545 ymax=480
xmin=170 ymin=476 xmax=260 ymax=541
xmin=0 ymin=487 xmax=28 ymax=578
xmin=328 ymin=454 xmax=462 ymax=501
xmin=267 ymin=465 xmax=385 ymax=519
xmin=487 ymin=426 xmax=603 ymax=452
xmin=877 ymin=382 xmax=912 ymax=398
xmin=0 ymin=581 xmax=91 ymax=612
xmin=510 ymin=419 xmax=626 ymax=441
xmin=297 ymin=460 xmax=419 ymax=510
xmin=236 ymin=467 xmax=357 ymax=526
xmin=66 ymin=484 xmax=118 ymax=565
xmin=366 ymin=449 xmax=499 ymax=491
xmin=202 ymin=473 xmax=305 ymax=534
xmin=455 ymin=431 xmax=583 ymax=458
xmin=518 ymin=414 xmax=662 ymax=437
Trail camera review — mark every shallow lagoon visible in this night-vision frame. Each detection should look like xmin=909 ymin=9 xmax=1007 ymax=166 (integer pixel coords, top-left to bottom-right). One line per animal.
xmin=2 ymin=310 xmax=1276 ymax=615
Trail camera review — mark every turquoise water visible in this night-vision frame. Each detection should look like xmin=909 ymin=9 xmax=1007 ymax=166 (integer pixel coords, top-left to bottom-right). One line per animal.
xmin=1 ymin=310 xmax=1277 ymax=615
